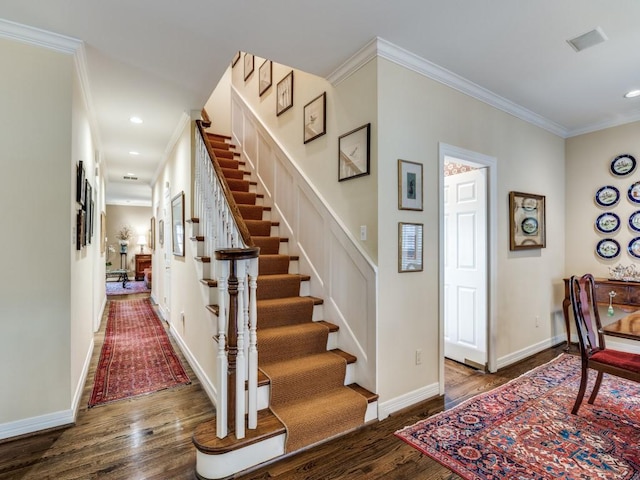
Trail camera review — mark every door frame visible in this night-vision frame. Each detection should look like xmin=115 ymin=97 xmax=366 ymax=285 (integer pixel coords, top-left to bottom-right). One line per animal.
xmin=438 ymin=143 xmax=497 ymax=394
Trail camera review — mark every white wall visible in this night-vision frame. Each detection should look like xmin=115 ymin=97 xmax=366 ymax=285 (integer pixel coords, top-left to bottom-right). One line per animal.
xmin=105 ymin=204 xmax=153 ymax=272
xmin=230 ymin=56 xmax=378 ymax=261
xmin=375 ymin=58 xmax=566 ymax=403
xmin=0 ymin=38 xmax=73 ymax=430
xmin=204 ymin=66 xmax=232 ymax=137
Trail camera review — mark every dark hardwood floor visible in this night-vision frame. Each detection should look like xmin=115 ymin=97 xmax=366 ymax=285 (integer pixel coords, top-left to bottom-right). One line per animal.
xmin=0 ymin=294 xmax=568 ymax=479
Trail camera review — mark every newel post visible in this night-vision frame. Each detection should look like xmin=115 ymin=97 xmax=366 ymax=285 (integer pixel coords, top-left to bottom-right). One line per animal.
xmin=215 ymin=247 xmax=259 ymax=439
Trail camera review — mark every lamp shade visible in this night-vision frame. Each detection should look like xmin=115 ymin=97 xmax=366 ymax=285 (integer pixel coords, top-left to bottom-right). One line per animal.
xmin=137 ymin=235 xmax=147 ymax=246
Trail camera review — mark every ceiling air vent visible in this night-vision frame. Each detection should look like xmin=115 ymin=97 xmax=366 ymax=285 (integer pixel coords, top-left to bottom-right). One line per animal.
xmin=567 ymin=27 xmax=608 ymax=52
xmin=123 ymin=175 xmax=138 ymax=180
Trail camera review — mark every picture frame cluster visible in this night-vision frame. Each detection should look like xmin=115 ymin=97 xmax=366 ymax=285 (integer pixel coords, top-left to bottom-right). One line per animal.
xmin=75 ymin=160 xmax=94 ymax=251
xmin=397 ymin=160 xmax=424 ymax=272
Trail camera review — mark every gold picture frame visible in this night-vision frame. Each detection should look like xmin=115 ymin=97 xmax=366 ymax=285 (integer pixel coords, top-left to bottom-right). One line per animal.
xmin=398 ymin=222 xmax=423 ymax=272
xmin=509 ymin=191 xmax=546 ymax=250
xmin=398 ymin=159 xmax=423 ymax=211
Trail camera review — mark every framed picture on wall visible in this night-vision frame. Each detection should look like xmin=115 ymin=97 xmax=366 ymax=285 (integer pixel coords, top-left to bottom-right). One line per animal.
xmin=100 ymin=211 xmax=106 ymax=254
xmin=171 ymin=192 xmax=185 ymax=257
xmin=398 ymin=222 xmax=423 ymax=272
xmin=231 ymin=51 xmax=241 ymax=67
xmin=150 ymin=217 xmax=155 ymax=250
xmin=244 ymin=53 xmax=254 ymax=81
xmin=509 ymin=191 xmax=546 ymax=250
xmin=76 ymin=161 xmax=85 ymax=206
xmin=303 ymin=92 xmax=326 ymax=144
xmin=338 ymin=123 xmax=370 ymax=181
xmin=259 ymin=59 xmax=272 ymax=96
xmin=276 ymin=70 xmax=294 ymax=116
xmin=159 ymin=219 xmax=164 ymax=246
xmin=398 ymin=159 xmax=423 ymax=211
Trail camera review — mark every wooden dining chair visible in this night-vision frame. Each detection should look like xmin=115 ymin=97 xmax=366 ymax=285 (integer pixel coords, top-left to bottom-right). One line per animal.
xmin=568 ymin=274 xmax=640 ymax=414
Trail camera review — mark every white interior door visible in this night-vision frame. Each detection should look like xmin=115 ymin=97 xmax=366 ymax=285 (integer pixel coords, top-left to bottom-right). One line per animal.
xmin=444 ymin=167 xmax=487 ymax=368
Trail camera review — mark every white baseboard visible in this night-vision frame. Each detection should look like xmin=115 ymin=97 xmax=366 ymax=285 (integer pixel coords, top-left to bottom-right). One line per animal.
xmin=377 ymin=382 xmax=440 ymax=420
xmin=496 ymin=334 xmax=566 ymax=370
xmin=71 ymin=337 xmax=94 ymax=421
xmin=0 ymin=409 xmax=74 ymax=441
xmin=168 ymin=327 xmax=217 ymax=407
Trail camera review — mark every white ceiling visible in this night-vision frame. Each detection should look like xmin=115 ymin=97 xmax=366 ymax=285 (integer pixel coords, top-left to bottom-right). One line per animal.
xmin=2 ymin=1 xmax=640 ymax=206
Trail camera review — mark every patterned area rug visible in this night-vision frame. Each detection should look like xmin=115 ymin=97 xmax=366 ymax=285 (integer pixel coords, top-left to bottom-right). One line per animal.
xmin=106 ymin=280 xmax=150 ymax=296
xmin=89 ymin=298 xmax=190 ymax=407
xmin=396 ymin=354 xmax=640 ymax=479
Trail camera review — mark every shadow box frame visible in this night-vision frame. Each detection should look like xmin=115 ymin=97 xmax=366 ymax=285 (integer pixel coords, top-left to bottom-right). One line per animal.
xmin=509 ymin=191 xmax=546 ymax=250
xmin=398 ymin=222 xmax=424 ymax=273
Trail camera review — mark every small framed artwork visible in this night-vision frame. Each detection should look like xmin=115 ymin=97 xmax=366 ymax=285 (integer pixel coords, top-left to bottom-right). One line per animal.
xmin=303 ymin=92 xmax=326 ymax=144
xmin=150 ymin=217 xmax=156 ymax=250
xmin=338 ymin=123 xmax=370 ymax=181
xmin=509 ymin=191 xmax=546 ymax=250
xmin=76 ymin=160 xmax=85 ymax=206
xmin=398 ymin=160 xmax=423 ymax=211
xmin=276 ymin=70 xmax=294 ymax=116
xmin=158 ymin=219 xmax=165 ymax=247
xmin=76 ymin=210 xmax=84 ymax=251
xmin=100 ymin=211 xmax=106 ymax=254
xmin=244 ymin=53 xmax=254 ymax=81
xmin=231 ymin=51 xmax=241 ymax=67
xmin=171 ymin=192 xmax=185 ymax=257
xmin=398 ymin=222 xmax=423 ymax=272
xmin=259 ymin=59 xmax=272 ymax=96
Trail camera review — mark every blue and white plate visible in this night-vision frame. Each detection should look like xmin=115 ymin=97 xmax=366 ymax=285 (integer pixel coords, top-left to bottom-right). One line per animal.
xmin=629 ymin=237 xmax=640 ymax=258
xmin=595 ymin=212 xmax=620 ymax=234
xmin=628 ymin=181 xmax=640 ymax=204
xmin=610 ymin=154 xmax=636 ymax=176
xmin=595 ymin=185 xmax=620 ymax=207
xmin=596 ymin=238 xmax=620 ymax=259
xmin=521 ymin=217 xmax=538 ymax=235
xmin=629 ymin=211 xmax=640 ymax=232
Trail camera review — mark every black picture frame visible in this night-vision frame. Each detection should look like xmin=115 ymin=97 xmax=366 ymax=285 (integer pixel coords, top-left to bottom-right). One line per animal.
xmin=303 ymin=92 xmax=326 ymax=144
xmin=338 ymin=123 xmax=370 ymax=181
xmin=171 ymin=192 xmax=185 ymax=257
xmin=76 ymin=160 xmax=85 ymax=206
xmin=244 ymin=53 xmax=254 ymax=81
xmin=231 ymin=51 xmax=241 ymax=67
xmin=259 ymin=59 xmax=272 ymax=96
xmin=276 ymin=70 xmax=294 ymax=116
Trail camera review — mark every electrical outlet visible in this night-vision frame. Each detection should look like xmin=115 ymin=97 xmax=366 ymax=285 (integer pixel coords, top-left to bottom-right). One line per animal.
xmin=415 ymin=349 xmax=422 ymax=365
xmin=360 ymin=225 xmax=367 ymax=241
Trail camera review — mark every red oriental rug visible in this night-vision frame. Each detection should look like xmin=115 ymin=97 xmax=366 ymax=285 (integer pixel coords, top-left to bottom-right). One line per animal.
xmin=89 ymin=298 xmax=190 ymax=407
xmin=396 ymin=354 xmax=640 ymax=479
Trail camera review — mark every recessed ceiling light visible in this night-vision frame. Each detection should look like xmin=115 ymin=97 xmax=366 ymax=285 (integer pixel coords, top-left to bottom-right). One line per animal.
xmin=127 ymin=172 xmax=136 ymax=176
xmin=129 ymin=116 xmax=143 ymax=124
xmin=624 ymin=90 xmax=640 ymax=99
xmin=129 ymin=151 xmax=140 ymax=156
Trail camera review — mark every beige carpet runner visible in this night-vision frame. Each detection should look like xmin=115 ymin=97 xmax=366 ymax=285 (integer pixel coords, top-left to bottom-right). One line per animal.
xmin=209 ymin=133 xmax=367 ymax=452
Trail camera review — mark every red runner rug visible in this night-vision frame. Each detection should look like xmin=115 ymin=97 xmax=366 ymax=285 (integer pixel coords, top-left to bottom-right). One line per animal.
xmin=106 ymin=280 xmax=150 ymax=296
xmin=89 ymin=298 xmax=190 ymax=407
xmin=396 ymin=354 xmax=640 ymax=479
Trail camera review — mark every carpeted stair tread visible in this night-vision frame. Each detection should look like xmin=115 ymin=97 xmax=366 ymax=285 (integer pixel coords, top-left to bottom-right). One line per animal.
xmin=208 ymin=140 xmax=235 ymax=151
xmin=269 ymin=385 xmax=368 ymax=453
xmin=257 ymin=297 xmax=315 ymax=328
xmin=259 ymin=254 xmax=292 ymax=275
xmin=221 ymin=167 xmax=245 ymax=180
xmin=252 ymin=236 xmax=281 ymax=254
xmin=257 ymin=274 xmax=303 ymax=300
xmin=232 ymin=191 xmax=258 ymax=205
xmin=226 ymin=178 xmax=250 ymax=192
xmin=261 ymin=352 xmax=349 ymax=403
xmin=258 ymin=323 xmax=330 ymax=364
xmin=238 ymin=204 xmax=265 ymax=220
xmin=245 ymin=220 xmax=273 ymax=236
xmin=212 ymin=148 xmax=238 ymax=159
xmin=217 ymin=158 xmax=240 ymax=170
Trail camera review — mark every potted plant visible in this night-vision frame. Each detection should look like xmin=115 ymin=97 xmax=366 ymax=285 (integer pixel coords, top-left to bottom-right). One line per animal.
xmin=116 ymin=224 xmax=133 ymax=253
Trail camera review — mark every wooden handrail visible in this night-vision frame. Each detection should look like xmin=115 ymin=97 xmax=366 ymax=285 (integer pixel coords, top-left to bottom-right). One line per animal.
xmin=201 ymin=108 xmax=212 ymax=128
xmin=195 ymin=120 xmax=254 ymax=247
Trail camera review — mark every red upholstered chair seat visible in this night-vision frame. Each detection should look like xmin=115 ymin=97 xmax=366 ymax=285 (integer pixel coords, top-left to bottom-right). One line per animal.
xmin=591 ymin=349 xmax=640 ymax=373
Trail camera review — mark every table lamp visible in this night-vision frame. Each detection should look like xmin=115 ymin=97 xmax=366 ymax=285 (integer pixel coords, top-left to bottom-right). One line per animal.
xmin=137 ymin=234 xmax=147 ymax=254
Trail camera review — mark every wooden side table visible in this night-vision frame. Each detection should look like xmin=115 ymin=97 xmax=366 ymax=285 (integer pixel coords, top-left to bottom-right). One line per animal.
xmin=135 ymin=254 xmax=152 ymax=281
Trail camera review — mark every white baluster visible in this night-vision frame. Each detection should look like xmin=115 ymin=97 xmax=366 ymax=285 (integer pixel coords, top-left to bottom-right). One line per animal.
xmin=235 ymin=259 xmax=247 ymax=439
xmin=216 ymin=260 xmax=228 ymax=439
xmin=247 ymin=256 xmax=258 ymax=429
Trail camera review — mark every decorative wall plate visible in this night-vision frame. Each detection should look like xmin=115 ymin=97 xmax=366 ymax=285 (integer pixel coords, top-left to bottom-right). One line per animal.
xmin=629 ymin=237 xmax=640 ymax=258
xmin=596 ymin=238 xmax=620 ymax=259
xmin=629 ymin=211 xmax=640 ymax=232
xmin=522 ymin=198 xmax=537 ymax=211
xmin=595 ymin=212 xmax=620 ymax=234
xmin=610 ymin=154 xmax=636 ymax=176
xmin=595 ymin=185 xmax=620 ymax=207
xmin=521 ymin=217 xmax=538 ymax=234
xmin=628 ymin=181 xmax=640 ymax=204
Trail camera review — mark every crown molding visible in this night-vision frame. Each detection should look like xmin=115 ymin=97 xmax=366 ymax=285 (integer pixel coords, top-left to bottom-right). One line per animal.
xmin=566 ymin=111 xmax=640 ymax=138
xmin=327 ymin=37 xmax=568 ymax=138
xmin=0 ymin=18 xmax=81 ymax=54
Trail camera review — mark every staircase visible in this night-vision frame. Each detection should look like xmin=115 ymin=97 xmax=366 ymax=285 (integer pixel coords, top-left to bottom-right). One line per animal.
xmin=191 ymin=130 xmax=378 ymax=479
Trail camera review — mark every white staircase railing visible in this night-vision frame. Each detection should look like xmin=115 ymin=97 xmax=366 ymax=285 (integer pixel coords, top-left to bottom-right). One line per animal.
xmin=194 ymin=120 xmax=259 ymax=440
